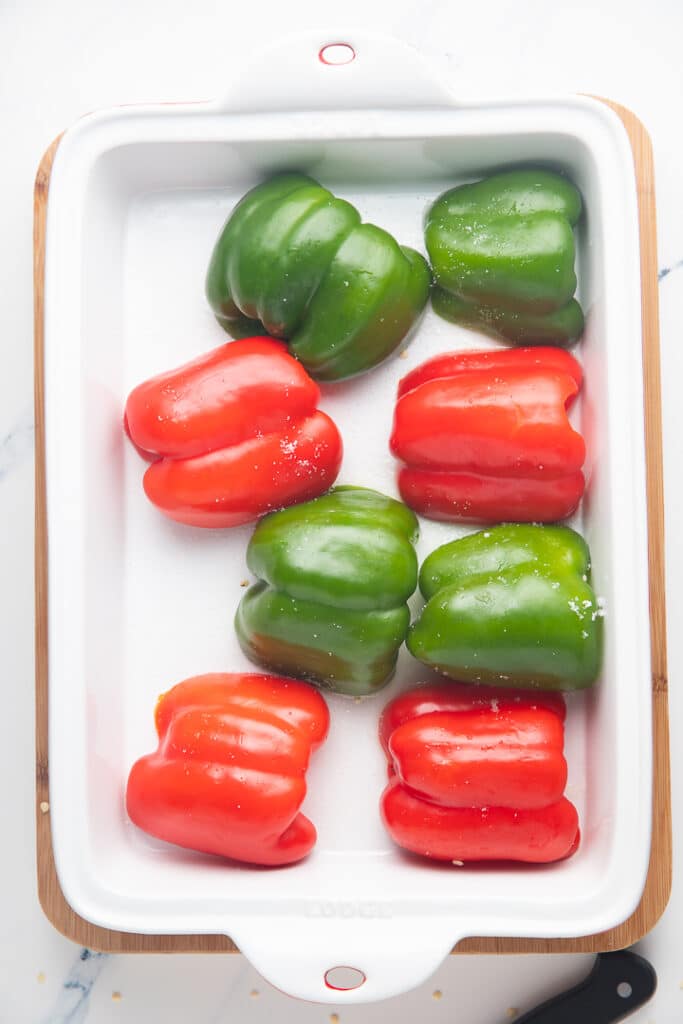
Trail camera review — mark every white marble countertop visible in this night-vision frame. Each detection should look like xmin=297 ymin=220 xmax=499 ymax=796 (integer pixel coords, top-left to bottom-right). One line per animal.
xmin=2 ymin=0 xmax=682 ymax=1020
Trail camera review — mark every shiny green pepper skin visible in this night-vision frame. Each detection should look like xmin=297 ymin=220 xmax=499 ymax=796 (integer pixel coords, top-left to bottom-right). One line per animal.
xmin=408 ymin=524 xmax=603 ymax=690
xmin=425 ymin=170 xmax=584 ymax=346
xmin=207 ymin=174 xmax=431 ymax=381
xmin=235 ymin=486 xmax=419 ymax=696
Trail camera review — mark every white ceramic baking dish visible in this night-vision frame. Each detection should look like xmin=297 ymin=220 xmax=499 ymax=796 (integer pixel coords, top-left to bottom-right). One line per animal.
xmin=43 ymin=31 xmax=651 ymax=1004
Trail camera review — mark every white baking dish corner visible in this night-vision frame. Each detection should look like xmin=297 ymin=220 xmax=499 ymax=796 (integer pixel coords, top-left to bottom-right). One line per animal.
xmin=44 ymin=30 xmax=652 ymax=1003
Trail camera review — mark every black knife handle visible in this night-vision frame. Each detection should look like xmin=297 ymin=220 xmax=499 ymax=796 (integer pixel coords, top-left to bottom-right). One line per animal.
xmin=514 ymin=951 xmax=657 ymax=1024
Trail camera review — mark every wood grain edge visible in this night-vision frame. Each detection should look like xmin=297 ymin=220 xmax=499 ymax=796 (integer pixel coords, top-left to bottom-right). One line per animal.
xmin=35 ymin=99 xmax=671 ymax=955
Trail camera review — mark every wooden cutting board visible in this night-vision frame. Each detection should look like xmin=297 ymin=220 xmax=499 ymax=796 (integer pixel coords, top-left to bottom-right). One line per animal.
xmin=34 ymin=98 xmax=671 ymax=955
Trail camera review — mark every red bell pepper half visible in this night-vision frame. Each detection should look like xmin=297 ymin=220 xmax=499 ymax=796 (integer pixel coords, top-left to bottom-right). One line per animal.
xmin=126 ymin=673 xmax=330 ymax=867
xmin=124 ymin=336 xmax=343 ymax=527
xmin=389 ymin=347 xmax=585 ymax=524
xmin=379 ymin=683 xmax=579 ymax=864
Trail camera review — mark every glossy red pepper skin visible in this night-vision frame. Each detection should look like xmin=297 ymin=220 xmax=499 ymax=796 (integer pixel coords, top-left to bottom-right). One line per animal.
xmin=387 ymin=708 xmax=567 ymax=809
xmin=378 ymin=682 xmax=566 ymax=757
xmin=390 ymin=347 xmax=585 ymax=524
xmin=382 ymin=783 xmax=580 ymax=863
xmin=124 ymin=337 xmax=342 ymax=527
xmin=126 ymin=673 xmax=329 ymax=867
xmin=379 ymin=683 xmax=579 ymax=864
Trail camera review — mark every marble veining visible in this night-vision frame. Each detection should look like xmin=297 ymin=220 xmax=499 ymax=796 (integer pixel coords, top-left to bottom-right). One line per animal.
xmin=41 ymin=949 xmax=109 ymax=1024
xmin=659 ymin=258 xmax=683 ymax=281
xmin=0 ymin=407 xmax=34 ymax=481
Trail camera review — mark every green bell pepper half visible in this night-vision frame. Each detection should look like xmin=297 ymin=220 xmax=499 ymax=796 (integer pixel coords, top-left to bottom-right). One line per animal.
xmin=235 ymin=486 xmax=419 ymax=696
xmin=207 ymin=174 xmax=431 ymax=381
xmin=408 ymin=524 xmax=603 ymax=690
xmin=425 ymin=169 xmax=584 ymax=346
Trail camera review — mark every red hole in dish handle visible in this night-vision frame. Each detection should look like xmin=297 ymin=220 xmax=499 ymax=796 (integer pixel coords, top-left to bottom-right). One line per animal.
xmin=324 ymin=966 xmax=366 ymax=991
xmin=319 ymin=43 xmax=356 ymax=65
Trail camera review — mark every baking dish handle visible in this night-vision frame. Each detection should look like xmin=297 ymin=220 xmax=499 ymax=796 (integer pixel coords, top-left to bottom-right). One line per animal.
xmin=211 ymin=29 xmax=455 ymax=113
xmin=231 ymin=914 xmax=460 ymax=1003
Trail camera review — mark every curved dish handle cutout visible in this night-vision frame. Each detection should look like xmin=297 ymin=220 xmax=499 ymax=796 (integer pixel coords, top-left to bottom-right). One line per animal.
xmin=231 ymin=915 xmax=459 ymax=1003
xmin=213 ymin=30 xmax=455 ymax=113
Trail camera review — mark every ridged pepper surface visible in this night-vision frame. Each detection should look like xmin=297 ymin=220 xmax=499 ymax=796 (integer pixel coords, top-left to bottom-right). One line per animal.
xmin=390 ymin=346 xmax=585 ymax=523
xmin=408 ymin=525 xmax=603 ymax=690
xmin=380 ymin=683 xmax=579 ymax=863
xmin=425 ymin=169 xmax=584 ymax=346
xmin=124 ymin=337 xmax=342 ymax=527
xmin=207 ymin=174 xmax=431 ymax=380
xmin=236 ymin=486 xmax=419 ymax=696
xmin=126 ymin=673 xmax=329 ymax=866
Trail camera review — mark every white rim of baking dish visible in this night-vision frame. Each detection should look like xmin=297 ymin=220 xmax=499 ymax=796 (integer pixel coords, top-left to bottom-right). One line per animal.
xmin=43 ymin=30 xmax=652 ymax=1003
